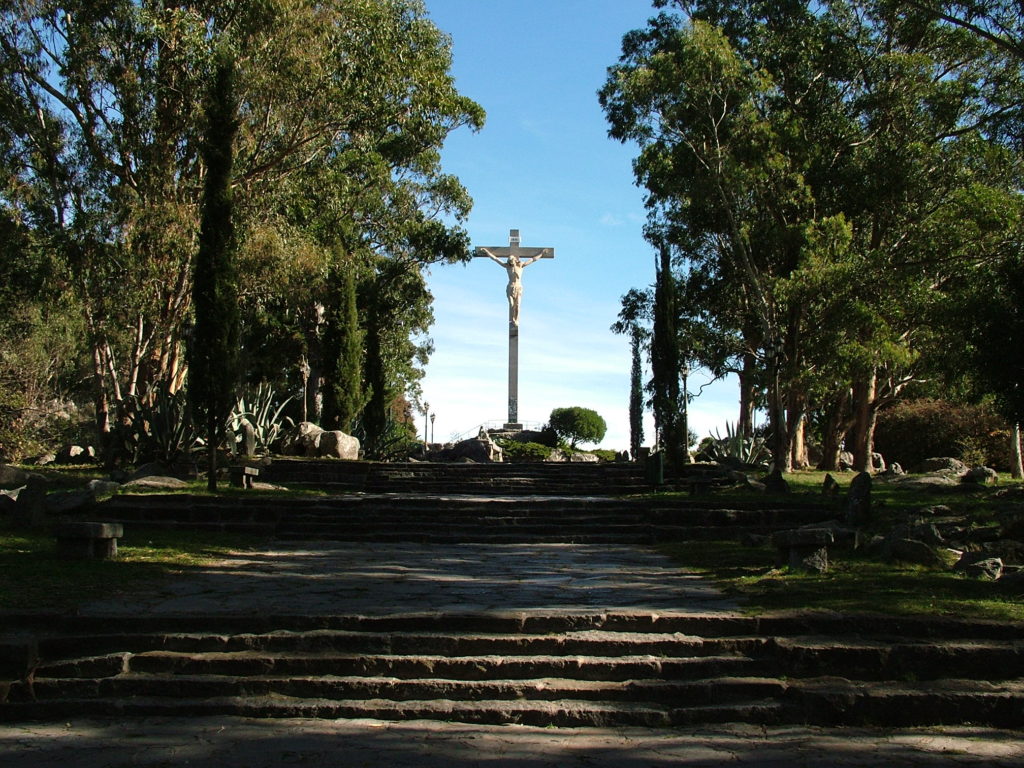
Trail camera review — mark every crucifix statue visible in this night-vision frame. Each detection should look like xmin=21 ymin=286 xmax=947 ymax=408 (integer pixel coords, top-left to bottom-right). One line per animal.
xmin=473 ymin=229 xmax=555 ymax=429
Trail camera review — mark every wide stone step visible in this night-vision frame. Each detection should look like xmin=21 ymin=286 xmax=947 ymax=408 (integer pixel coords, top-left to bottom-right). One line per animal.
xmin=122 ymin=651 xmax=756 ymax=682
xmin=34 ymin=630 xmax=764 ymax=663
xmin=1 ymin=694 xmax=788 ymax=727
xmin=17 ymin=673 xmax=783 ymax=706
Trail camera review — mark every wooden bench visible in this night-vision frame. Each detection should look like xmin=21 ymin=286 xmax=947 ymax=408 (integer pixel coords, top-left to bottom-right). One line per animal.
xmin=55 ymin=522 xmax=124 ymax=560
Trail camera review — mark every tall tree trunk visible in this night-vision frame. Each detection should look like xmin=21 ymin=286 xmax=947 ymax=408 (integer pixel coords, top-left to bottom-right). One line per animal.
xmin=786 ymin=387 xmax=808 ymax=470
xmin=628 ymin=332 xmax=644 ymax=461
xmin=850 ymin=371 xmax=878 ymax=473
xmin=766 ymin=338 xmax=789 ymax=472
xmin=818 ymin=389 xmax=854 ymax=471
xmin=1012 ymin=423 xmax=1023 ymax=479
xmin=738 ymin=352 xmax=756 ymax=439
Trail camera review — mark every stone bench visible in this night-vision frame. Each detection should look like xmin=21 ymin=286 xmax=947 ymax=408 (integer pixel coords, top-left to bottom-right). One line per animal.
xmin=229 ymin=465 xmax=260 ymax=489
xmin=55 ymin=522 xmax=124 ymax=560
xmin=771 ymin=528 xmax=835 ymax=573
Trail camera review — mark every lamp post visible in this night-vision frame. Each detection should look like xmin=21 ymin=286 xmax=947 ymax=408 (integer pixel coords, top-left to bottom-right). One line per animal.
xmin=423 ymin=402 xmax=430 ymax=448
xmin=430 ymin=413 xmax=435 ymax=444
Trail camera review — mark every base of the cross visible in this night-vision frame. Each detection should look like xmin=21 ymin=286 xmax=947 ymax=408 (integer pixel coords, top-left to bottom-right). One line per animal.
xmin=503 ymin=423 xmax=524 ymax=431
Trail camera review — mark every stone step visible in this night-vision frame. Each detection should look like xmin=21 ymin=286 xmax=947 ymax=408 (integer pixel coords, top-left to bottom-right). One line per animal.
xmin=1 ymin=694 xmax=788 ymax=728
xmin=30 ymin=637 xmax=1024 ymax=684
xmin=33 ymin=630 xmax=764 ymax=663
xmin=16 ymin=673 xmax=783 ymax=706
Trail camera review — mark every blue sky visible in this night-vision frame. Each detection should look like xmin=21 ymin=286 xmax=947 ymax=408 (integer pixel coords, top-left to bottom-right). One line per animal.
xmin=419 ymin=0 xmax=739 ymax=449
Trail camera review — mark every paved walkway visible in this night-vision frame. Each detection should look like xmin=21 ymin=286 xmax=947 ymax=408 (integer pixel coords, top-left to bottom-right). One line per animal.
xmin=78 ymin=542 xmax=737 ymax=615
xmin=4 ymin=717 xmax=1024 ymax=767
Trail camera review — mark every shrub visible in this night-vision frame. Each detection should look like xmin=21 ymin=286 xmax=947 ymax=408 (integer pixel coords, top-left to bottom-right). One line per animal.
xmin=873 ymin=399 xmax=1012 ymax=470
xmin=548 ymin=406 xmax=607 ymax=449
xmin=589 ymin=449 xmax=618 ymax=462
xmin=497 ymin=440 xmax=552 ymax=462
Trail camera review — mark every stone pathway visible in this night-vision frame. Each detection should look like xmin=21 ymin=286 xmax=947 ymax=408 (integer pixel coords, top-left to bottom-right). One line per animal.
xmin=3 ymin=717 xmax=1024 ymax=767
xmin=78 ymin=542 xmax=737 ymax=616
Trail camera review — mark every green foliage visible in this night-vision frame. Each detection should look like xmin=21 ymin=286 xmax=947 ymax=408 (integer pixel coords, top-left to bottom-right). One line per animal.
xmin=496 ymin=440 xmax=553 ymax=463
xmin=227 ymin=384 xmax=294 ymax=457
xmin=548 ymin=407 xmax=607 ymax=449
xmin=701 ymin=421 xmax=770 ymax=467
xmin=873 ymin=399 xmax=1012 ymax=470
xmin=321 ymin=256 xmax=364 ymax=432
xmin=115 ymin=383 xmax=199 ymax=467
xmin=589 ymin=449 xmax=619 ymax=462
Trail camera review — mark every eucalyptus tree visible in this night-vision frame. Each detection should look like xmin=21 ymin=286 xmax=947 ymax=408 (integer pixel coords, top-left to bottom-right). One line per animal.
xmin=1 ymin=0 xmax=483 ymax=457
xmin=601 ymin=0 xmax=1023 ymax=471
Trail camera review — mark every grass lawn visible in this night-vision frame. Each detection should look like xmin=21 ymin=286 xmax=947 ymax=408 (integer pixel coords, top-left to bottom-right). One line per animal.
xmin=0 ymin=526 xmax=269 ymax=612
xmin=659 ymin=469 xmax=1024 ymax=622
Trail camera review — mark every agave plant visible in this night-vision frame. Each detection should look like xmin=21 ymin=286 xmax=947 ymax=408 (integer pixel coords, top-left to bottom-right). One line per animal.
xmin=706 ymin=421 xmax=770 ymax=467
xmin=227 ymin=383 xmax=294 ymax=456
xmin=115 ymin=381 xmax=199 ymax=465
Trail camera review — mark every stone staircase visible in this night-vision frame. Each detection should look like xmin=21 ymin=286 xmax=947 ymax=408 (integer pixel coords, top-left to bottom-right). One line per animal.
xmin=258 ymin=459 xmax=725 ymax=496
xmin=95 ymin=493 xmax=834 ymax=544
xmin=3 ymin=612 xmax=1022 ymax=727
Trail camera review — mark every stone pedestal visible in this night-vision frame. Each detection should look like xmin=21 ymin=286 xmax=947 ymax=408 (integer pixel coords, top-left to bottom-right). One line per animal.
xmin=55 ymin=522 xmax=124 ymax=560
xmin=508 ymin=323 xmax=519 ymax=425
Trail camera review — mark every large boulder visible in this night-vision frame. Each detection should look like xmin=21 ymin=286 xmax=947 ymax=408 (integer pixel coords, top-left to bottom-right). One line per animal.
xmin=0 ymin=464 xmax=32 ymax=489
xmin=280 ymin=422 xmax=325 ymax=457
xmin=962 ymin=466 xmax=998 ymax=485
xmin=448 ymin=438 xmax=503 ymax=463
xmin=915 ymin=457 xmax=967 ymax=475
xmin=318 ymin=431 xmax=360 ymax=460
xmin=55 ymin=444 xmax=96 ymax=464
xmin=569 ymin=452 xmax=599 ymax=463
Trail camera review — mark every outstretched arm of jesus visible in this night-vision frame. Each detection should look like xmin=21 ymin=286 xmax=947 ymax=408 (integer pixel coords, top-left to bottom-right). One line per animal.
xmin=521 ymin=250 xmax=548 ymax=268
xmin=479 ymin=248 xmax=505 ymax=267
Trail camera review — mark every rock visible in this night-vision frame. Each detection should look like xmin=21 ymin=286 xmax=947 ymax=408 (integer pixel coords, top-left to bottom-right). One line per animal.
xmin=130 ymin=462 xmax=176 ymax=481
xmin=919 ymin=505 xmax=953 ymax=517
xmin=731 ymin=472 xmax=766 ymax=493
xmin=845 ymin=471 xmax=872 ymax=526
xmin=55 ymin=444 xmax=97 ymax=464
xmin=871 ymin=452 xmax=886 ymax=472
xmin=0 ymin=492 xmax=16 ymax=516
xmin=966 ymin=557 xmax=1004 ymax=580
xmin=821 ymin=473 xmax=840 ymax=499
xmin=998 ymin=569 xmax=1024 ymax=592
xmin=87 ymin=479 xmax=122 ymax=497
xmin=772 ymin=528 xmax=834 ymax=573
xmin=12 ymin=477 xmax=48 ymax=529
xmin=30 ymin=453 xmax=56 ymax=467
xmin=569 ymin=452 xmax=599 ymax=463
xmin=764 ymin=469 xmax=790 ymax=494
xmin=317 ymin=431 xmax=360 ymax=460
xmin=545 ymin=449 xmax=568 ymax=463
xmin=1000 ymin=511 xmax=1024 ymax=540
xmin=962 ymin=466 xmax=998 ymax=485
xmin=280 ymin=422 xmax=325 ymax=457
xmin=448 ymin=438 xmax=503 ymax=463
xmin=839 ymin=451 xmax=855 ymax=470
xmin=45 ymin=488 xmax=96 ymax=515
xmin=121 ymin=476 xmax=190 ymax=490
xmin=915 ymin=457 xmax=967 ymax=475
xmin=887 ymin=538 xmax=949 ymax=568
xmin=0 ymin=464 xmax=32 ymax=489
xmin=979 ymin=539 xmax=1024 ymax=565
xmin=909 ymin=522 xmax=945 ymax=547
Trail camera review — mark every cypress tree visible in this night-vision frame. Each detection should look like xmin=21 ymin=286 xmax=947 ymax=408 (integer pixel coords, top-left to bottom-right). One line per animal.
xmin=628 ymin=329 xmax=644 ymax=461
xmin=322 ymin=253 xmax=364 ymax=432
xmin=651 ymin=243 xmax=685 ymax=470
xmin=189 ymin=48 xmax=240 ymax=491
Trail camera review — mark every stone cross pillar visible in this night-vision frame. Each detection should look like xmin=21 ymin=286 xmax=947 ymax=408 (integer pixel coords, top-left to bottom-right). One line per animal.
xmin=473 ymin=229 xmax=555 ymax=430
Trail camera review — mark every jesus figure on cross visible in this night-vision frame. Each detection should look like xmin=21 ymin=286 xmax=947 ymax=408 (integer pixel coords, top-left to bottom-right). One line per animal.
xmin=478 ymin=248 xmax=545 ymax=326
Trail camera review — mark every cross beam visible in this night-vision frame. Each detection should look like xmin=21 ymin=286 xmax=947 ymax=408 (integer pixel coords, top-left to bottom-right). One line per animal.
xmin=473 ymin=229 xmax=555 ymax=429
